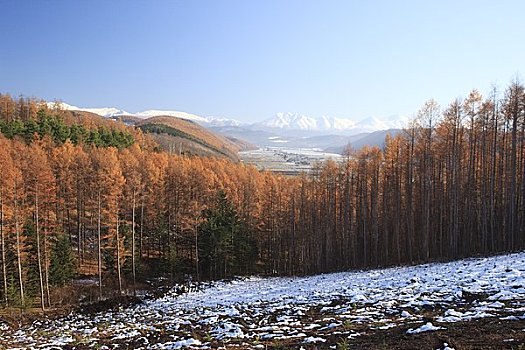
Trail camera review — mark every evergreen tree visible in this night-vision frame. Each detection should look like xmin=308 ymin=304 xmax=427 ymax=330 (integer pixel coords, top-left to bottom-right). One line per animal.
xmin=198 ymin=191 xmax=257 ymax=279
xmin=49 ymin=234 xmax=76 ymax=286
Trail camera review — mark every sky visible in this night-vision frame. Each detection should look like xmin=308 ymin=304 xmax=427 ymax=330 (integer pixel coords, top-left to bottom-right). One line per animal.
xmin=1 ymin=0 xmax=524 ymax=123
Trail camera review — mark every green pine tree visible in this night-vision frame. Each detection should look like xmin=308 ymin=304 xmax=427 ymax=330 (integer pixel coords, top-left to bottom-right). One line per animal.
xmin=198 ymin=191 xmax=257 ymax=280
xmin=49 ymin=234 xmax=76 ymax=286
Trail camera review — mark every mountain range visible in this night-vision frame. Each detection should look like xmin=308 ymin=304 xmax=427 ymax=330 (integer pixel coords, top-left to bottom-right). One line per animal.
xmin=255 ymin=112 xmax=407 ymax=134
xmin=47 ymin=102 xmax=407 ymax=151
xmin=47 ymin=102 xmax=243 ymax=127
xmin=48 ymin=102 xmax=407 ymax=134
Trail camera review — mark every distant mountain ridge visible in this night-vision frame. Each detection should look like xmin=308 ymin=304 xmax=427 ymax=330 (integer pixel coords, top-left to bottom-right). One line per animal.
xmin=46 ymin=102 xmax=133 ymax=119
xmin=47 ymin=102 xmax=243 ymax=127
xmin=48 ymin=102 xmax=407 ymax=152
xmin=48 ymin=102 xmax=407 ymax=134
xmin=256 ymin=112 xmax=357 ymax=132
xmin=254 ymin=112 xmax=407 ymax=134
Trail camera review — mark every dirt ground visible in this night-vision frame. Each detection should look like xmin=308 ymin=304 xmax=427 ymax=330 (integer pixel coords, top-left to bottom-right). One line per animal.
xmin=261 ymin=317 xmax=525 ymax=350
xmin=1 ymin=309 xmax=524 ymax=349
xmin=1 ymin=293 xmax=524 ymax=350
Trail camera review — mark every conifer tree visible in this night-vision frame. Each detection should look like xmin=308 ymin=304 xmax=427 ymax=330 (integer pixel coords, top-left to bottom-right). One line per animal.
xmin=198 ymin=191 xmax=257 ymax=279
xmin=49 ymin=234 xmax=76 ymax=286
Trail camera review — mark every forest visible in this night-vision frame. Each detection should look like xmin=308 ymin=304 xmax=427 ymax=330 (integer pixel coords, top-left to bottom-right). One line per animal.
xmin=0 ymin=80 xmax=525 ymax=311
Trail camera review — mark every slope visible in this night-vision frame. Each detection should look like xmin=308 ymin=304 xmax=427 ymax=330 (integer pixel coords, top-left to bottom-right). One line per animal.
xmin=45 ymin=100 xmax=254 ymax=159
xmin=2 ymin=252 xmax=524 ymax=349
xmin=136 ymin=116 xmax=254 ymax=161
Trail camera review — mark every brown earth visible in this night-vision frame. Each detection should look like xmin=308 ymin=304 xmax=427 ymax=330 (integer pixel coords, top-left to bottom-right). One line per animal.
xmin=50 ymin=317 xmax=525 ymax=350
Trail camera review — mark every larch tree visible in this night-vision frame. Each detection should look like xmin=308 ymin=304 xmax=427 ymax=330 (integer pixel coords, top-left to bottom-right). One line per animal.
xmin=0 ymin=136 xmax=17 ymax=306
xmin=9 ymin=139 xmax=28 ymax=306
xmin=92 ymin=147 xmax=125 ymax=296
xmin=120 ymin=146 xmax=143 ymax=292
xmin=24 ymin=141 xmax=56 ymax=310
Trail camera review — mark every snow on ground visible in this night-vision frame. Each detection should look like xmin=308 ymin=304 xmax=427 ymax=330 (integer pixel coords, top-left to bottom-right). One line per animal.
xmin=406 ymin=322 xmax=445 ymax=334
xmin=1 ymin=252 xmax=525 ymax=349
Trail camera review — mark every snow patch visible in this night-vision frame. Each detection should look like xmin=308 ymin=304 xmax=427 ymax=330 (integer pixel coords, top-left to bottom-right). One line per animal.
xmin=303 ymin=336 xmax=326 ymax=343
xmin=407 ymin=322 xmax=445 ymax=334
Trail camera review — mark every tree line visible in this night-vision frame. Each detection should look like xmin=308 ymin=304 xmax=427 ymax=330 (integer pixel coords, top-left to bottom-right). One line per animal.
xmin=0 ymin=81 xmax=524 ymax=309
xmin=0 ymin=110 xmax=134 ymax=148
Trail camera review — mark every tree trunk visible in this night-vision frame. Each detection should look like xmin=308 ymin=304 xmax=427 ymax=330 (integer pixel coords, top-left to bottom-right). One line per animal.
xmin=14 ymin=183 xmax=24 ymax=306
xmin=0 ymin=191 xmax=8 ymax=307
xmin=139 ymin=199 xmax=144 ymax=260
xmin=195 ymin=221 xmax=199 ymax=281
xmin=35 ymin=190 xmax=45 ymax=311
xmin=131 ymin=190 xmax=136 ymax=294
xmin=97 ymin=190 xmax=102 ymax=300
xmin=116 ymin=201 xmax=122 ymax=295
xmin=44 ymin=210 xmax=51 ymax=308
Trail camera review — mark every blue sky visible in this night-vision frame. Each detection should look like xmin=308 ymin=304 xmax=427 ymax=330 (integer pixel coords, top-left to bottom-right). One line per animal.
xmin=1 ymin=0 xmax=524 ymax=122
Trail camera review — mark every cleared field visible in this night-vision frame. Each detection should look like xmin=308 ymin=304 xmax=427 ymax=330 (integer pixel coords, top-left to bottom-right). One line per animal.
xmin=1 ymin=252 xmax=525 ymax=349
xmin=239 ymin=147 xmax=344 ymax=175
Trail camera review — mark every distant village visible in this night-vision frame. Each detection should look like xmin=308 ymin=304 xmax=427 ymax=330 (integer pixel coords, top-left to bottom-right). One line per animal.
xmin=239 ymin=147 xmax=344 ymax=175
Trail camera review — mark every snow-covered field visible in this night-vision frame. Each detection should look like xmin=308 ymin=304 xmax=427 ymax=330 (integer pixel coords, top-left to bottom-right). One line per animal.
xmin=239 ymin=147 xmax=343 ymax=174
xmin=2 ymin=253 xmax=525 ymax=349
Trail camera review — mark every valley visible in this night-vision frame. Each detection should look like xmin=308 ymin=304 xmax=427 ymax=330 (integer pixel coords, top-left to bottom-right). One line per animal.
xmin=239 ymin=147 xmax=344 ymax=175
xmin=2 ymin=2 xmax=524 ymax=348
xmin=50 ymin=101 xmax=403 ymax=157
xmin=47 ymin=102 xmax=404 ymax=175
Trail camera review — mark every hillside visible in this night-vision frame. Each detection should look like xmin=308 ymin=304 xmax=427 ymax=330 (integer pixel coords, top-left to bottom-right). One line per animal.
xmin=136 ymin=116 xmax=255 ymax=161
xmin=49 ymin=101 xmax=409 ymax=152
xmin=61 ymin=107 xmax=254 ymax=160
xmin=2 ymin=252 xmax=525 ymax=349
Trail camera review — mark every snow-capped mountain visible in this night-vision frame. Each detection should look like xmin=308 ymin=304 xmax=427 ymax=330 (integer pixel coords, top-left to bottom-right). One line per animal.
xmin=47 ymin=102 xmax=243 ymax=127
xmin=135 ymin=110 xmax=209 ymax=123
xmin=260 ymin=112 xmax=318 ymax=130
xmin=320 ymin=115 xmax=356 ymax=130
xmin=258 ymin=112 xmax=358 ymax=131
xmin=135 ymin=110 xmax=243 ymax=127
xmin=258 ymin=112 xmax=406 ymax=133
xmin=46 ymin=102 xmax=132 ymax=118
xmin=384 ymin=114 xmax=410 ymax=129
xmin=203 ymin=117 xmax=244 ymax=127
xmin=47 ymin=102 xmax=407 ymax=135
